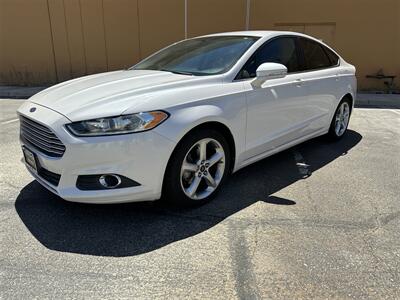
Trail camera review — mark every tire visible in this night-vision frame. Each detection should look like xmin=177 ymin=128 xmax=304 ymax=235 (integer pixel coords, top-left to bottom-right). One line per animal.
xmin=327 ymin=97 xmax=352 ymax=140
xmin=163 ymin=128 xmax=231 ymax=206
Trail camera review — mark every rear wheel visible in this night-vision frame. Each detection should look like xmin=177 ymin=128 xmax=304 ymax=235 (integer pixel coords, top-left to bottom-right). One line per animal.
xmin=163 ymin=129 xmax=231 ymax=206
xmin=327 ymin=98 xmax=351 ymax=140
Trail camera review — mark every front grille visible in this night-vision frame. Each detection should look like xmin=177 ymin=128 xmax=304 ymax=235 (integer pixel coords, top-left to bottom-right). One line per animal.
xmin=19 ymin=115 xmax=66 ymax=157
xmin=38 ymin=167 xmax=61 ymax=186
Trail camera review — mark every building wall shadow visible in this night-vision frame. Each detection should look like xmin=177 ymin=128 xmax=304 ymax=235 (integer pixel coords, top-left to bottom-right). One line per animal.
xmin=15 ymin=130 xmax=362 ymax=257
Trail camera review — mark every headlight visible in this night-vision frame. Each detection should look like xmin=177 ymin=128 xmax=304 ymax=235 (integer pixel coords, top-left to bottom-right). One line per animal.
xmin=66 ymin=111 xmax=169 ymax=136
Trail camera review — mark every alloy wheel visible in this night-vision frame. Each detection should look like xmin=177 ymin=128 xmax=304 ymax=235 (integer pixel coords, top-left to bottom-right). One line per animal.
xmin=180 ymin=138 xmax=226 ymax=200
xmin=334 ymin=102 xmax=350 ymax=136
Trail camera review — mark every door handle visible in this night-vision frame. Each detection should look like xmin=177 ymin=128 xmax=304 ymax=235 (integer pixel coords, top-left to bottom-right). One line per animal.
xmin=295 ymin=79 xmax=303 ymax=87
xmin=335 ymin=74 xmax=340 ymax=81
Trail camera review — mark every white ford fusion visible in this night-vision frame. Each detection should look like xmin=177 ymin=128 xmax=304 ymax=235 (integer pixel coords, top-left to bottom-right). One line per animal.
xmin=18 ymin=31 xmax=356 ymax=205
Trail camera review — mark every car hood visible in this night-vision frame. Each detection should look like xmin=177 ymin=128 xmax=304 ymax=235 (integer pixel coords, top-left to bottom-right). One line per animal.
xmin=29 ymin=70 xmax=212 ymax=121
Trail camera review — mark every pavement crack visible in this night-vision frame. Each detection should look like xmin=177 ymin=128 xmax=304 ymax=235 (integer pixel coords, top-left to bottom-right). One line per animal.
xmin=371 ymin=211 xmax=400 ymax=232
xmin=227 ymin=222 xmax=261 ymax=300
xmin=361 ymin=234 xmax=397 ymax=284
xmin=251 ymin=222 xmax=259 ymax=259
xmin=154 ymin=208 xmax=225 ymax=224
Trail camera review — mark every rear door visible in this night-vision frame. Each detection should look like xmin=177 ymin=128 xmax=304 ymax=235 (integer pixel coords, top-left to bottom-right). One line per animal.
xmin=296 ymin=37 xmax=341 ymax=132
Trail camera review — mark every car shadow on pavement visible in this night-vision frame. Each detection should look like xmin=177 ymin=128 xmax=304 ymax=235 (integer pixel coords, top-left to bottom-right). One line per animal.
xmin=15 ymin=130 xmax=362 ymax=257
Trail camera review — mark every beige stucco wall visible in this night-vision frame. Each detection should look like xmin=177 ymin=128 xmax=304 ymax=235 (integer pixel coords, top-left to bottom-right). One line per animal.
xmin=0 ymin=0 xmax=57 ymax=84
xmin=251 ymin=0 xmax=400 ymax=90
xmin=0 ymin=0 xmax=399 ymax=90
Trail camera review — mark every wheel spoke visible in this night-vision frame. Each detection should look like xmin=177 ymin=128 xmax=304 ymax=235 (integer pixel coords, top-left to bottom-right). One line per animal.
xmin=182 ymin=161 xmax=198 ymax=172
xmin=204 ymin=173 xmax=216 ymax=188
xmin=198 ymin=140 xmax=208 ymax=161
xmin=208 ymin=151 xmax=223 ymax=167
xmin=335 ymin=120 xmax=341 ymax=133
xmin=186 ymin=176 xmax=202 ymax=197
xmin=339 ymin=104 xmax=344 ymax=116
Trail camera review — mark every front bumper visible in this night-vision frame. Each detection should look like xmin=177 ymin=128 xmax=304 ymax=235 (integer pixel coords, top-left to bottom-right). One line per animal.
xmin=18 ymin=102 xmax=175 ymax=204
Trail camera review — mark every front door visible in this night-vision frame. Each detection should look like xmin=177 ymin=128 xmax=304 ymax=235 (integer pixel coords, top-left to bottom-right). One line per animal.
xmin=243 ymin=73 xmax=309 ymax=159
xmin=237 ymin=36 xmax=312 ymax=160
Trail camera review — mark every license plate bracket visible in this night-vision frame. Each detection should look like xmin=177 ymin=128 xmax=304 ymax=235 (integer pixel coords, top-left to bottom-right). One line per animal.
xmin=22 ymin=146 xmax=38 ymax=173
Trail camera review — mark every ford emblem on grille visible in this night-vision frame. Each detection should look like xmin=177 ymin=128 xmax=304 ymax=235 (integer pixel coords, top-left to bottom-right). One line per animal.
xmin=29 ymin=107 xmax=36 ymax=113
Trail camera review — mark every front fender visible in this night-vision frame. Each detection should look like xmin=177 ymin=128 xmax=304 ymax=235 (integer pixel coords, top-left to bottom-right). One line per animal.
xmin=155 ymin=104 xmax=231 ymax=142
xmin=154 ymin=103 xmax=246 ymax=168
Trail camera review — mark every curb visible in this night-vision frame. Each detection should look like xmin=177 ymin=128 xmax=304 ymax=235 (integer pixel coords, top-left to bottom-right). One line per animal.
xmin=0 ymin=86 xmax=47 ymax=99
xmin=355 ymin=93 xmax=400 ymax=109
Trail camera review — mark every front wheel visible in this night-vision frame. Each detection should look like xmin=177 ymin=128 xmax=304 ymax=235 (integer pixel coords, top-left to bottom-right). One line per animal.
xmin=163 ymin=129 xmax=231 ymax=206
xmin=327 ymin=98 xmax=351 ymax=140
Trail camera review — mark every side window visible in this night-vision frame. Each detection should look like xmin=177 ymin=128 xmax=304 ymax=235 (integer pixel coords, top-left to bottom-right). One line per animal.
xmin=299 ymin=38 xmax=332 ymax=70
xmin=324 ymin=47 xmax=340 ymax=66
xmin=236 ymin=37 xmax=300 ymax=79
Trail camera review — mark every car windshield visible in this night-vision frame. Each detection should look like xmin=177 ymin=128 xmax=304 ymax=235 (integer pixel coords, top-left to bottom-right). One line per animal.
xmin=132 ymin=36 xmax=259 ymax=76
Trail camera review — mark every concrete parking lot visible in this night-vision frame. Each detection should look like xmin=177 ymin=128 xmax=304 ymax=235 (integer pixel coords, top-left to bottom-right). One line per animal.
xmin=0 ymin=99 xmax=399 ymax=299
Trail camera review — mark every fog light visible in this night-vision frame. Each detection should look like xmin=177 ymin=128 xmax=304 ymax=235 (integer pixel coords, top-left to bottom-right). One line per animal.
xmin=76 ymin=174 xmax=140 ymax=190
xmin=99 ymin=174 xmax=121 ymax=189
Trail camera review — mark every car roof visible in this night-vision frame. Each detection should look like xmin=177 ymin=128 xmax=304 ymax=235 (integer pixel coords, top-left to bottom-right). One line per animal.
xmin=201 ymin=30 xmax=300 ymax=38
xmin=198 ymin=30 xmax=337 ymax=53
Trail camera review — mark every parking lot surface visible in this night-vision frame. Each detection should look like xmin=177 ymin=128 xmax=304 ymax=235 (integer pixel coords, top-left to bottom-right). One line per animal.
xmin=0 ymin=99 xmax=399 ymax=299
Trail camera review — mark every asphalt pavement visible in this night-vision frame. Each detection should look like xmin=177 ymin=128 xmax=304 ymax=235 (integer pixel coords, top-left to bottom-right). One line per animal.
xmin=0 ymin=99 xmax=399 ymax=299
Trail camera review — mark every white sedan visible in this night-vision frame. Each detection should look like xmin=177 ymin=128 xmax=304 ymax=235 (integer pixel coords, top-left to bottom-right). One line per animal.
xmin=18 ymin=31 xmax=356 ymax=205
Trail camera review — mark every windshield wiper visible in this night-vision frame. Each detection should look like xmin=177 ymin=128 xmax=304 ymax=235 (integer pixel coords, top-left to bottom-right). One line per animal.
xmin=160 ymin=69 xmax=194 ymax=76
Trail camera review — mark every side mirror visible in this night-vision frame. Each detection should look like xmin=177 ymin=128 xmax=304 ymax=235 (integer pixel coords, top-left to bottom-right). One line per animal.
xmin=252 ymin=63 xmax=287 ymax=87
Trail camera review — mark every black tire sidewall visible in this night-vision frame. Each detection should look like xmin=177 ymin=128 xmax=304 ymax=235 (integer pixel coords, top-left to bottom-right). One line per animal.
xmin=163 ymin=128 xmax=231 ymax=206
